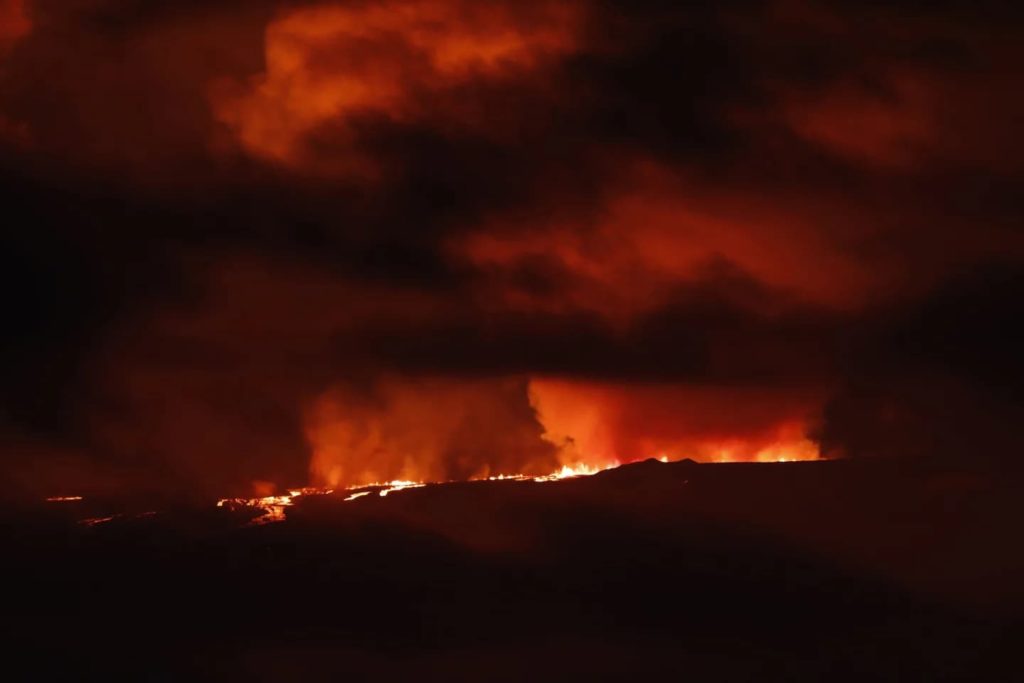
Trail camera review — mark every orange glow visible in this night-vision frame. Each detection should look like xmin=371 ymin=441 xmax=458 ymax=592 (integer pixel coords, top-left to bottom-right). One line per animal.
xmin=215 ymin=481 xmax=428 ymax=522
xmin=217 ymin=460 xmax=622 ymax=524
xmin=79 ymin=515 xmax=117 ymax=527
xmin=531 ymin=461 xmax=614 ymax=481
xmin=377 ymin=480 xmax=427 ymax=497
xmin=217 ymin=488 xmax=334 ymax=524
xmin=212 ymin=0 xmax=581 ymax=170
xmin=482 ymin=461 xmax=616 ymax=482
xmin=45 ymin=495 xmax=83 ymax=502
xmin=304 ymin=371 xmax=820 ymax=499
xmin=529 ymin=377 xmax=821 ymax=466
xmin=215 ymin=449 xmax=827 ymax=525
xmin=782 ymin=71 xmax=937 ymax=168
xmin=219 ymin=494 xmax=297 ymax=524
xmin=454 ymin=162 xmax=876 ymax=316
xmin=702 ymin=429 xmax=821 ymax=464
xmin=306 ymin=376 xmax=556 ymax=490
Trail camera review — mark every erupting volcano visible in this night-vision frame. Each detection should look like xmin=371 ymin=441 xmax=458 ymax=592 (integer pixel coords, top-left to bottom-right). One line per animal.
xmin=4 ymin=0 xmax=1024 ymax=678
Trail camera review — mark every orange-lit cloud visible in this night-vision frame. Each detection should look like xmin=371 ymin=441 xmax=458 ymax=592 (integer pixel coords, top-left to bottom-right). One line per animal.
xmin=454 ymin=161 xmax=876 ymax=318
xmin=307 ymin=376 xmax=557 ymax=488
xmin=529 ymin=377 xmax=821 ymax=466
xmin=4 ymin=0 xmax=1024 ymax=500
xmin=780 ymin=70 xmax=938 ymax=168
xmin=0 ymin=0 xmax=31 ymax=142
xmin=213 ymin=0 xmax=582 ymax=172
xmin=80 ymin=256 xmax=456 ymax=496
xmin=0 ymin=0 xmax=30 ymax=53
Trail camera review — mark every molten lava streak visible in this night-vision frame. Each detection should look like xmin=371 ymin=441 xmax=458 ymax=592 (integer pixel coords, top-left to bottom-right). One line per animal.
xmin=217 ymin=488 xmax=334 ymax=525
xmin=530 ymin=462 xmax=609 ymax=481
xmin=377 ymin=480 xmax=427 ymax=497
xmin=50 ymin=457 xmax=811 ymax=528
xmin=216 ymin=461 xmax=620 ymax=525
xmin=79 ymin=516 xmax=117 ymax=527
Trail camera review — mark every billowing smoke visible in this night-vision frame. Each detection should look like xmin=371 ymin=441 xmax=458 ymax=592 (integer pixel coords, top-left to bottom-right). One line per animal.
xmin=2 ymin=0 xmax=1024 ymax=498
xmin=529 ymin=378 xmax=820 ymax=466
xmin=306 ymin=376 xmax=557 ymax=487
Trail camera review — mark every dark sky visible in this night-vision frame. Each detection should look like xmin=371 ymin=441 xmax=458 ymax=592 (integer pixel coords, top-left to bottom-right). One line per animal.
xmin=2 ymin=0 xmax=1023 ymax=497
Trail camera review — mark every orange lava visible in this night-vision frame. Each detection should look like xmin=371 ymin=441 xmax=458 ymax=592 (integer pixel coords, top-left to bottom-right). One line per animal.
xmin=79 ymin=516 xmax=117 ymax=527
xmin=217 ymin=490 xmax=333 ymax=525
xmin=376 ymin=480 xmax=428 ymax=497
xmin=216 ymin=460 xmax=620 ymax=524
xmin=485 ymin=461 xmax=618 ymax=482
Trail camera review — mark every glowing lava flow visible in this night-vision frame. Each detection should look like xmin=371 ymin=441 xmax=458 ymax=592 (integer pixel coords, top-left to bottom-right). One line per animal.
xmin=79 ymin=515 xmax=116 ymax=527
xmin=43 ymin=454 xmax=814 ymax=529
xmin=216 ymin=462 xmax=619 ymax=525
xmin=216 ymin=480 xmax=439 ymax=524
xmin=211 ymin=453 xmax=824 ymax=526
xmin=217 ymin=488 xmax=334 ymax=525
xmin=42 ymin=492 xmax=159 ymax=526
xmin=530 ymin=462 xmax=612 ymax=481
xmin=484 ymin=461 xmax=618 ymax=483
xmin=376 ymin=480 xmax=426 ymax=497
xmin=41 ymin=462 xmax=630 ymax=529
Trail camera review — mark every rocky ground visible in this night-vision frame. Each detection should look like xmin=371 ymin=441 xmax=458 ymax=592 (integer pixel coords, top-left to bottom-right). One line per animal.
xmin=5 ymin=457 xmax=1022 ymax=681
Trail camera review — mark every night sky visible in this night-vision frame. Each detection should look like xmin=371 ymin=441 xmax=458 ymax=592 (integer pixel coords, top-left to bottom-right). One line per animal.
xmin=2 ymin=0 xmax=1023 ymax=499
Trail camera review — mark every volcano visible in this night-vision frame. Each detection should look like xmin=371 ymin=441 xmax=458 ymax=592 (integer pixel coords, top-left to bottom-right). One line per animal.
xmin=4 ymin=0 xmax=1024 ymax=678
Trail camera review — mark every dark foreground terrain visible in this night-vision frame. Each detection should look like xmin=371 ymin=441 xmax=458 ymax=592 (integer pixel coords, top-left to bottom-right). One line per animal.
xmin=4 ymin=458 xmax=1022 ymax=681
